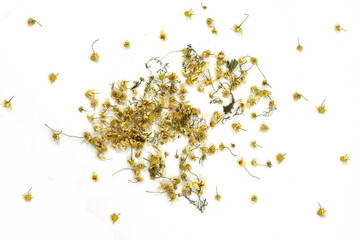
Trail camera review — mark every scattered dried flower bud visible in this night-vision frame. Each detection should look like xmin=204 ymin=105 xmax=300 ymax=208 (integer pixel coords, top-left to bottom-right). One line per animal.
xmin=92 ymin=171 xmax=99 ymax=182
xmin=259 ymin=123 xmax=269 ymax=132
xmin=22 ymin=187 xmax=33 ymax=202
xmin=276 ymin=153 xmax=286 ymax=164
xmin=90 ymin=39 xmax=100 ymax=62
xmin=27 ymin=18 xmax=42 ymax=27
xmin=334 ymin=24 xmax=346 ymax=32
xmin=317 ymin=203 xmax=326 ymax=217
xmin=49 ymin=73 xmax=58 ymax=84
xmin=1 ymin=96 xmax=13 ymax=111
xmin=316 ymin=100 xmax=327 ymax=114
xmin=123 ymin=40 xmax=130 ymax=49
xmin=238 ymin=158 xmax=246 ymax=167
xmin=251 ymin=194 xmax=258 ymax=203
xmin=111 ymin=213 xmax=120 ymax=224
xmin=296 ymin=38 xmax=304 ymax=52
xmin=340 ymin=154 xmax=350 ymax=164
xmin=184 ymin=9 xmax=194 ymax=19
xmin=159 ymin=30 xmax=167 ymax=41
xmin=214 ymin=187 xmax=222 ymax=201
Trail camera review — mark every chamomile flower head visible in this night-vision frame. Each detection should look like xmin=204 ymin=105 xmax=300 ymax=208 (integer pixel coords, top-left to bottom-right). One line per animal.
xmin=339 ymin=154 xmax=350 ymax=164
xmin=110 ymin=213 xmax=120 ymax=224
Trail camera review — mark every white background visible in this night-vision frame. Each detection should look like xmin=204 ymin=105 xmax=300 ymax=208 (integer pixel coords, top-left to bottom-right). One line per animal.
xmin=1 ymin=0 xmax=360 ymax=239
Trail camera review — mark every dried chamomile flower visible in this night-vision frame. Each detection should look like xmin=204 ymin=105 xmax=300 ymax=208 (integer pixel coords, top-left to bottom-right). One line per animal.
xmin=339 ymin=154 xmax=350 ymax=165
xmin=201 ymin=2 xmax=207 ymax=9
xmin=123 ymin=40 xmax=130 ymax=49
xmin=238 ymin=158 xmax=246 ymax=167
xmin=250 ymin=194 xmax=258 ymax=203
xmin=232 ymin=122 xmax=246 ymax=133
xmin=184 ymin=9 xmax=194 ymax=19
xmin=250 ymin=140 xmax=262 ymax=149
xmin=97 ymin=153 xmax=109 ymax=160
xmin=251 ymin=158 xmax=258 ymax=167
xmin=110 ymin=213 xmax=120 ymax=224
xmin=90 ymin=39 xmax=100 ymax=62
xmin=276 ymin=153 xmax=286 ymax=164
xmin=266 ymin=161 xmax=273 ymax=168
xmin=168 ymin=192 xmax=178 ymax=202
xmin=259 ymin=123 xmax=269 ymax=132
xmin=316 ymin=100 xmax=327 ymax=114
xmin=48 ymin=73 xmax=58 ymax=84
xmin=206 ymin=18 xmax=214 ymax=28
xmin=293 ymin=92 xmax=308 ymax=101
xmin=92 ymin=171 xmax=99 ymax=182
xmin=317 ymin=203 xmax=326 ymax=217
xmin=232 ymin=14 xmax=249 ymax=36
xmin=334 ymin=24 xmax=346 ymax=32
xmin=262 ymin=79 xmax=271 ymax=88
xmin=250 ymin=57 xmax=258 ymax=66
xmin=214 ymin=187 xmax=222 ymax=201
xmin=22 ymin=187 xmax=33 ymax=202
xmin=52 ymin=131 xmax=61 ymax=142
xmin=211 ymin=28 xmax=218 ymax=35
xmin=296 ymin=37 xmax=303 ymax=52
xmin=78 ymin=106 xmax=86 ymax=112
xmin=159 ymin=30 xmax=167 ymax=41
xmin=27 ymin=18 xmax=42 ymax=27
xmin=1 ymin=96 xmax=13 ymax=111
xmin=85 ymin=89 xmax=96 ymax=99
xmin=219 ymin=143 xmax=225 ymax=151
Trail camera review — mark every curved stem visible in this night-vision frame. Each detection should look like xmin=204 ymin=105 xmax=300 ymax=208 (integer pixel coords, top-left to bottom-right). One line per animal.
xmin=244 ymin=167 xmax=260 ymax=180
xmin=225 ymin=146 xmax=237 ymax=157
xmin=45 ymin=124 xmax=84 ymax=139
xmin=301 ymin=95 xmax=308 ymax=101
xmin=159 ymin=50 xmax=182 ymax=62
xmin=256 ymin=64 xmax=267 ymax=81
xmin=91 ymin=39 xmax=99 ymax=52
xmin=112 ymin=168 xmax=131 ymax=176
xmin=239 ymin=14 xmax=249 ymax=27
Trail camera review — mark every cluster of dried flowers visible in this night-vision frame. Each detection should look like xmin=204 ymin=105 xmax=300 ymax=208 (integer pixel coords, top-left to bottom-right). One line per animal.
xmin=46 ymin=44 xmax=280 ymax=212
